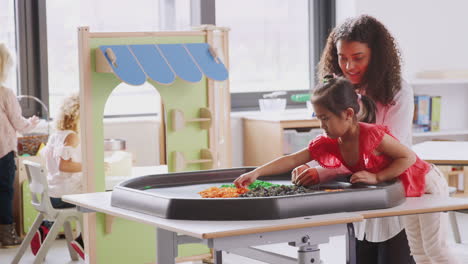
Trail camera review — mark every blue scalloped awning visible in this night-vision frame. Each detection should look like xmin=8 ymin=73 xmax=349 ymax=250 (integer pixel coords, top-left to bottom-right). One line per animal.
xmin=98 ymin=43 xmax=229 ymax=86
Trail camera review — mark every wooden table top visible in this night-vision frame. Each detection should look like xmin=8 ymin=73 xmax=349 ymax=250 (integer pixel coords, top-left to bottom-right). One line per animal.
xmin=412 ymin=141 xmax=468 ymax=165
xmin=63 ymin=192 xmax=362 ymax=239
xmin=63 ymin=192 xmax=468 ymax=239
xmin=359 ymin=195 xmax=468 ymax=218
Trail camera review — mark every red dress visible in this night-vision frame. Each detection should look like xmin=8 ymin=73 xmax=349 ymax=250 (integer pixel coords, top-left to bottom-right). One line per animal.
xmin=308 ymin=122 xmax=429 ymax=197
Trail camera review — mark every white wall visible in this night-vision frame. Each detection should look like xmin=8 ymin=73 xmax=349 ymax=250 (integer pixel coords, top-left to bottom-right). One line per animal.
xmin=335 ymin=0 xmax=468 ymax=134
xmin=231 ymin=114 xmax=245 ymax=167
xmin=336 ymin=0 xmax=468 ymax=78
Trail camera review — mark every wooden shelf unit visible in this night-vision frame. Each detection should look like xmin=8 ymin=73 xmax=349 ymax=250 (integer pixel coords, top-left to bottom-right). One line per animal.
xmin=243 ymin=116 xmax=320 ymax=166
xmin=409 ymin=78 xmax=468 ymax=86
xmin=410 ymin=79 xmax=468 ymax=142
xmin=413 ymin=129 xmax=468 ymax=138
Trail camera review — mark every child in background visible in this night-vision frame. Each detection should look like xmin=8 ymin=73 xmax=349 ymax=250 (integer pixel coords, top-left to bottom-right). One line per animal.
xmin=0 ymin=43 xmax=39 ymax=248
xmin=31 ymin=93 xmax=85 ymax=260
xmin=234 ymin=77 xmax=457 ymax=264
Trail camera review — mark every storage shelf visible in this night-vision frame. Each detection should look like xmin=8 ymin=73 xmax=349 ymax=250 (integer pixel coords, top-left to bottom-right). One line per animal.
xmin=413 ymin=129 xmax=468 ymax=138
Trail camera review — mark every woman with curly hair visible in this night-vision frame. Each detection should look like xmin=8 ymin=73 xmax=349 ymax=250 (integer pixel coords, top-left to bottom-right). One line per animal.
xmin=292 ymin=15 xmax=415 ymax=263
xmin=30 ymin=94 xmax=85 ymax=260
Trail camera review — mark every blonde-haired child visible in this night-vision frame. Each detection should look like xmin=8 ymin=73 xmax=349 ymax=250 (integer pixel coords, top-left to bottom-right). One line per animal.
xmin=31 ymin=93 xmax=84 ymax=259
xmin=0 ymin=43 xmax=39 ymax=248
xmin=43 ymin=94 xmax=82 ymax=198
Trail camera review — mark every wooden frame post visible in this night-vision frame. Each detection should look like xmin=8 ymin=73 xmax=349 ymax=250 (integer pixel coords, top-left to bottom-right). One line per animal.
xmin=77 ymin=26 xmax=98 ymax=264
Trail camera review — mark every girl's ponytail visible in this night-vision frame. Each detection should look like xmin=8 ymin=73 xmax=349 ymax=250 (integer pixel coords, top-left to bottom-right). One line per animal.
xmin=358 ymin=95 xmax=377 ymax=123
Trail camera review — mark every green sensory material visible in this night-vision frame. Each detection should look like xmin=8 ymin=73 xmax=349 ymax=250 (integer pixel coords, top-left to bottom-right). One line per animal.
xmin=220 ymin=180 xmax=282 ymax=189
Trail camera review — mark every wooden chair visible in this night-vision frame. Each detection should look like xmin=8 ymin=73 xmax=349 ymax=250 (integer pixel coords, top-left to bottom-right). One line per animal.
xmin=12 ymin=160 xmax=83 ymax=264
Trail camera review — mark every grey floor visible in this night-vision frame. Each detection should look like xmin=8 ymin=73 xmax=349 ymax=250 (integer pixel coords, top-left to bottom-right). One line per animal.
xmin=2 ymin=213 xmax=468 ymax=264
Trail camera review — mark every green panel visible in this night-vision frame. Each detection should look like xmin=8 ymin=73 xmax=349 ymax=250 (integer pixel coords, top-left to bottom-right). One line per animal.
xmin=94 ymin=213 xmax=155 ymax=263
xmin=22 ymin=180 xmax=36 ymax=233
xmin=88 ymin=35 xmax=210 ymax=263
xmin=94 ymin=213 xmax=209 ymax=263
xmin=151 ymin=78 xmax=209 ymax=172
xmin=179 ymin=243 xmax=211 ymax=258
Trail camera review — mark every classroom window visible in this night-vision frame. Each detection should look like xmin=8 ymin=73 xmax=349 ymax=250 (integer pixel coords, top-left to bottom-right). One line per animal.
xmin=216 ymin=0 xmax=311 ymax=94
xmin=0 ymin=0 xmax=18 ymax=93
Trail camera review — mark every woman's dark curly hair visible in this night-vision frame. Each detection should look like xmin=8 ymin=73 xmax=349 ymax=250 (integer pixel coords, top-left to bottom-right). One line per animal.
xmin=317 ymin=15 xmax=402 ymax=105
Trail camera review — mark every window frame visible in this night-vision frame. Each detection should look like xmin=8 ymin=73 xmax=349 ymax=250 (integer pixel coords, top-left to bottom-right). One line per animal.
xmin=229 ymin=0 xmax=336 ymax=111
xmin=15 ymin=0 xmax=49 ymax=119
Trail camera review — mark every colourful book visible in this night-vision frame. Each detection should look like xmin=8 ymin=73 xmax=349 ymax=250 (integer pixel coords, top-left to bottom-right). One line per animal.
xmin=413 ymin=95 xmax=431 ymax=126
xmin=431 ymin=96 xmax=441 ymax=131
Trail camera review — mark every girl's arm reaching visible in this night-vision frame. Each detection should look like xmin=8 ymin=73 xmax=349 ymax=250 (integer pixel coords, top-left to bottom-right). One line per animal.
xmin=234 ymin=148 xmax=311 ymax=188
xmin=59 ymin=132 xmax=82 ymax=173
xmin=350 ymin=134 xmax=416 ymax=184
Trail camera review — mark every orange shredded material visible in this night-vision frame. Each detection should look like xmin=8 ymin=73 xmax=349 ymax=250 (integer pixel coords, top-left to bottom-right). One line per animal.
xmin=324 ymin=189 xmax=344 ymax=192
xmin=198 ymin=187 xmax=249 ymax=198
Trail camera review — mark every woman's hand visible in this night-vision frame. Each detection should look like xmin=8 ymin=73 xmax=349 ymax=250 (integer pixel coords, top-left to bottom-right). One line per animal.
xmin=29 ymin=115 xmax=40 ymax=127
xmin=234 ymin=171 xmax=258 ymax=188
xmin=350 ymin=170 xmax=378 ymax=185
xmin=292 ymin=164 xmax=319 ymax=186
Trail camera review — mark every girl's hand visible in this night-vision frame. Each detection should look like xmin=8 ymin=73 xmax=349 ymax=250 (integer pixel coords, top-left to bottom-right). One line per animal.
xmin=292 ymin=164 xmax=319 ymax=186
xmin=234 ymin=171 xmax=258 ymax=188
xmin=350 ymin=171 xmax=379 ymax=185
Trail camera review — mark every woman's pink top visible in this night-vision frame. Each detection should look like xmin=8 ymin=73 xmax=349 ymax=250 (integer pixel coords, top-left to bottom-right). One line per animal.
xmin=308 ymin=122 xmax=429 ymax=197
xmin=0 ymin=86 xmax=36 ymax=158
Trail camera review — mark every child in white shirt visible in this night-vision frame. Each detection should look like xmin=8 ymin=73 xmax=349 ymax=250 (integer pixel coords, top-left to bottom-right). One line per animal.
xmin=31 ymin=94 xmax=84 ymax=260
xmin=42 ymin=94 xmax=82 ymax=199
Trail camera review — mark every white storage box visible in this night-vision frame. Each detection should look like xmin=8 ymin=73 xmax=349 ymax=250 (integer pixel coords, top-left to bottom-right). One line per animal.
xmin=283 ymin=128 xmax=324 ymax=155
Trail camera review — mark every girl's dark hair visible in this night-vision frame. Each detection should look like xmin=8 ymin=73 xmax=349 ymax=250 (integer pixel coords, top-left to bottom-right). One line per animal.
xmin=312 ymin=76 xmax=376 ymax=123
xmin=317 ymin=15 xmax=402 ymax=105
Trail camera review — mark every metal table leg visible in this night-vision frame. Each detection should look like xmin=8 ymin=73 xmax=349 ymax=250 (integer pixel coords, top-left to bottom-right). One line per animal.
xmin=213 ymin=250 xmax=223 ymax=264
xmin=214 ymin=223 xmax=348 ymax=264
xmin=298 ymin=244 xmax=322 ymax=264
xmin=346 ymin=223 xmax=357 ymax=264
xmin=157 ymin=228 xmax=177 ymax=264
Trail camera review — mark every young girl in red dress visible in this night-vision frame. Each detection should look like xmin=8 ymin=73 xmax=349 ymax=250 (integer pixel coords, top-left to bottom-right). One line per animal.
xmin=234 ymin=77 xmax=457 ymax=264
